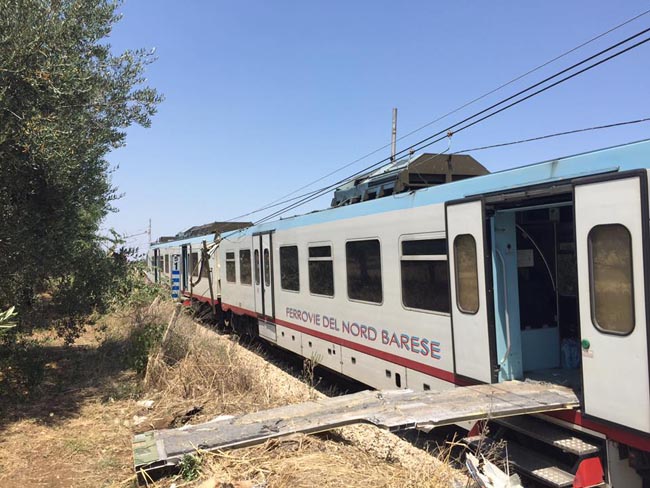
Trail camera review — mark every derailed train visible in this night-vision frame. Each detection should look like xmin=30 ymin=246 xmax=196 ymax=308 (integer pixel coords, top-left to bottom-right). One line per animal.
xmin=148 ymin=140 xmax=650 ymax=487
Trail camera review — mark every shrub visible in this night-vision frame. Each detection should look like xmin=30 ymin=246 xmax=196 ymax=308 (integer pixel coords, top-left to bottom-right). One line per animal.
xmin=127 ymin=309 xmax=165 ymax=375
xmin=179 ymin=454 xmax=202 ymax=481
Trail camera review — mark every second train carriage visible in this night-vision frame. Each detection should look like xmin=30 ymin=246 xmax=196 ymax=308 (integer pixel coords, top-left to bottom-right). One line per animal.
xmin=148 ymin=140 xmax=650 ymax=487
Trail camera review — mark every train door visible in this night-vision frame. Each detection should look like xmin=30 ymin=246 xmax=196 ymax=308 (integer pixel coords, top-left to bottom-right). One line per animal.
xmin=253 ymin=232 xmax=275 ymax=320
xmin=153 ymin=249 xmax=160 ymax=283
xmin=446 ymin=199 xmax=495 ymax=383
xmin=181 ymin=245 xmax=188 ymax=292
xmin=575 ymin=174 xmax=650 ymax=433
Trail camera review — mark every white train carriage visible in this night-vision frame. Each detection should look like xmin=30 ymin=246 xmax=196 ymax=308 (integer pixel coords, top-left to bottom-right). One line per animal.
xmin=211 ymin=140 xmax=650 ymax=487
xmin=148 ymin=232 xmax=217 ymax=302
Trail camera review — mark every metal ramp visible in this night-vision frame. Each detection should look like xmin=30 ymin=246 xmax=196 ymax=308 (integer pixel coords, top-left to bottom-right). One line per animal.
xmin=133 ymin=380 xmax=579 ymax=477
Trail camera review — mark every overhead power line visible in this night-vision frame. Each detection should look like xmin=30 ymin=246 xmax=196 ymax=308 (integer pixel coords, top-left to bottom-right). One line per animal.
xmin=404 ymin=33 xmax=650 ymax=156
xmin=450 ymin=117 xmax=650 ymax=155
xmin=224 ymin=8 xmax=650 ymax=223
xmin=249 ymin=31 xmax=650 ymax=226
xmin=254 ymin=116 xmax=650 ymax=229
xmin=223 ymin=187 xmax=326 ymax=223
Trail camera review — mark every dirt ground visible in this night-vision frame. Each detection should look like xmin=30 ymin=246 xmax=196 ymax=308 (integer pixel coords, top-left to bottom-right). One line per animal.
xmin=0 ymin=302 xmax=464 ymax=488
xmin=0 ymin=324 xmax=143 ymax=487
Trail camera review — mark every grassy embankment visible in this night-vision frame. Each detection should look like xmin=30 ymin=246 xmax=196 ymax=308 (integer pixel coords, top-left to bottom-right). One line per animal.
xmin=0 ymin=298 xmax=463 ymax=487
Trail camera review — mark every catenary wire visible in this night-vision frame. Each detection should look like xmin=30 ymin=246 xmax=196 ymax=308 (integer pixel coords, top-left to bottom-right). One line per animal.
xmin=249 ymin=33 xmax=650 ymax=226
xmin=450 ymin=117 xmax=650 ymax=155
xmin=223 ymin=9 xmax=650 ymax=223
xmin=255 ymin=101 xmax=650 ymax=227
xmin=405 ymin=34 xmax=650 ymax=156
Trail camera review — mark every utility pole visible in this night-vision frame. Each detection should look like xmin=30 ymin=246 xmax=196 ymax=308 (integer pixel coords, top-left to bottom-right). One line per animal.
xmin=391 ymin=107 xmax=397 ymax=162
xmin=148 ymin=218 xmax=152 ymax=245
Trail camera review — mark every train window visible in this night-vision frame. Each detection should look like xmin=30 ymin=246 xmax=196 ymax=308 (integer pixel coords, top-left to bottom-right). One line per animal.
xmin=225 ymin=251 xmax=236 ymax=283
xmin=254 ymin=249 xmax=260 ymax=285
xmin=403 ymin=239 xmax=447 ymax=255
xmin=158 ymin=256 xmax=164 ymax=272
xmin=280 ymin=246 xmax=299 ymax=292
xmin=346 ymin=239 xmax=382 ymax=303
xmin=309 ymin=245 xmax=334 ymax=296
xmin=588 ymin=224 xmax=634 ymax=335
xmin=189 ymin=252 xmax=199 ymax=277
xmin=263 ymin=248 xmax=270 ymax=287
xmin=200 ymin=254 xmax=210 ymax=278
xmin=239 ymin=249 xmax=252 ymax=285
xmin=453 ymin=234 xmax=479 ymax=314
xmin=164 ymin=255 xmax=169 ymax=274
xmin=401 ymin=238 xmax=450 ymax=313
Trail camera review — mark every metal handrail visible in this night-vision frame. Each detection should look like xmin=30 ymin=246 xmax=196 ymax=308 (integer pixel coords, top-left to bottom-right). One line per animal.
xmin=496 ymin=249 xmax=511 ymax=368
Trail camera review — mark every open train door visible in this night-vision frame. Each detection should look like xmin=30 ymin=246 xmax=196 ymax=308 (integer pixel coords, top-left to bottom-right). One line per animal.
xmin=446 ymin=199 xmax=494 ymax=384
xmin=253 ymin=232 xmax=275 ymax=321
xmin=575 ymin=173 xmax=650 ymax=433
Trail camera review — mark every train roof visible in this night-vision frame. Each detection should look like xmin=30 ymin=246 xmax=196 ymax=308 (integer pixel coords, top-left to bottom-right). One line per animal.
xmin=149 ymin=233 xmax=215 ymax=250
xmin=149 ymin=222 xmax=251 ymax=250
xmin=222 ymin=138 xmax=650 ymax=240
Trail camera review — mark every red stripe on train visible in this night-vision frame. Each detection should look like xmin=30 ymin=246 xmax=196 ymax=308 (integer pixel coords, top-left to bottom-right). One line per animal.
xmin=221 ymin=301 xmax=465 ymax=385
xmin=216 ymin=299 xmax=650 ymax=452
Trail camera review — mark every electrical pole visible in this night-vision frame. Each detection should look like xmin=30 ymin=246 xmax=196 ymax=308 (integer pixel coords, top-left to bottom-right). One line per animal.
xmin=391 ymin=107 xmax=397 ymax=162
xmin=148 ymin=218 xmax=151 ymax=245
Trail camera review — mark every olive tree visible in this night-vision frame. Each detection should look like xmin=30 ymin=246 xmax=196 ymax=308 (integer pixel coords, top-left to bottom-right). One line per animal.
xmin=0 ymin=0 xmax=162 ymax=332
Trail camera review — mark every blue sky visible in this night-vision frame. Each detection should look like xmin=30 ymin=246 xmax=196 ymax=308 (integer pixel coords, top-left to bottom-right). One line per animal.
xmin=102 ymin=1 xmax=650 ymax=252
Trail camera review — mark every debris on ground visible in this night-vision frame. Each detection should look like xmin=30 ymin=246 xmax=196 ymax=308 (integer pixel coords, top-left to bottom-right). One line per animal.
xmin=0 ymin=300 xmax=466 ymax=487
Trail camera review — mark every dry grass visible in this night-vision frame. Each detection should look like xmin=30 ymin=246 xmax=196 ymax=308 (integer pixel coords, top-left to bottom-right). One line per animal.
xmin=141 ymin=301 xmax=464 ymax=487
xmin=0 ymin=313 xmax=144 ymax=487
xmin=0 ymin=299 xmax=466 ymax=488
xmin=194 ymin=434 xmax=460 ymax=488
xmin=139 ymin=303 xmax=312 ymax=431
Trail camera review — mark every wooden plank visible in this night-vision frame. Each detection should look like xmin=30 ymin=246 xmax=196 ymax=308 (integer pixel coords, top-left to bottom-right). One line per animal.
xmin=133 ymin=381 xmax=579 ymax=477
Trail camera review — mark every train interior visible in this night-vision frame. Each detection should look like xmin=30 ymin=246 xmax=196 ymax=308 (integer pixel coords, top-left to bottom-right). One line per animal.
xmin=490 ymin=196 xmax=582 ymax=392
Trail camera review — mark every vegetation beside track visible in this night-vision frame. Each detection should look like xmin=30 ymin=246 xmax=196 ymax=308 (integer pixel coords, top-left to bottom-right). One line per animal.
xmin=0 ymin=0 xmax=162 ymax=340
xmin=0 ymin=293 xmax=464 ymax=487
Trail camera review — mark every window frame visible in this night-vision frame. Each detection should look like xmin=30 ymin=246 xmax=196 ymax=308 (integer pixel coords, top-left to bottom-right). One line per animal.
xmin=254 ymin=249 xmax=260 ymax=285
xmin=587 ymin=223 xmax=635 ymax=336
xmin=279 ymin=244 xmax=300 ymax=293
xmin=200 ymin=252 xmax=211 ymax=279
xmin=225 ymin=251 xmax=237 ymax=283
xmin=239 ymin=249 xmax=252 ymax=286
xmin=399 ymin=233 xmax=450 ymax=315
xmin=453 ymin=233 xmax=480 ymax=315
xmin=308 ymin=242 xmax=335 ymax=298
xmin=190 ymin=252 xmax=199 ymax=278
xmin=345 ymin=237 xmax=383 ymax=305
xmin=263 ymin=248 xmax=271 ymax=287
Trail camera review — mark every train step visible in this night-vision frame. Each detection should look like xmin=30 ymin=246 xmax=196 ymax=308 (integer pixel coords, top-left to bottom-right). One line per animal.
xmin=507 ymin=441 xmax=575 ymax=487
xmin=461 ymin=436 xmax=574 ymax=487
xmin=462 ymin=414 xmax=607 ymax=488
xmin=496 ymin=415 xmax=600 ymax=457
